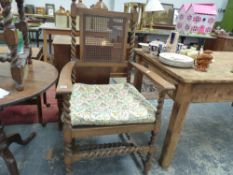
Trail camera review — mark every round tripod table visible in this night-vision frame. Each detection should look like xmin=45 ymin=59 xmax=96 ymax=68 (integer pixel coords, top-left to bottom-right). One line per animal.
xmin=0 ymin=60 xmax=58 ymax=175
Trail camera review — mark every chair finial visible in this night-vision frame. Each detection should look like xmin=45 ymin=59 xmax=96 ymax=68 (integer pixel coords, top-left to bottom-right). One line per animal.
xmin=76 ymin=0 xmax=87 ymax=8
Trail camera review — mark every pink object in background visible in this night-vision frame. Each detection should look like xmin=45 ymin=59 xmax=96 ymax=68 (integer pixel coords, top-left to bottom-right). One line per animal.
xmin=187 ymin=15 xmax=192 ymax=21
xmin=177 ymin=23 xmax=182 ymax=29
xmin=208 ymin=17 xmax=215 ymax=24
xmin=185 ymin=24 xmax=190 ymax=31
xmin=176 ymin=3 xmax=217 ymax=35
xmin=205 ymin=27 xmax=212 ymax=33
xmin=199 ymin=25 xmax=205 ymax=34
xmin=192 ymin=3 xmax=217 ymax=15
xmin=192 ymin=26 xmax=198 ymax=32
xmin=193 ymin=16 xmax=201 ymax=23
xmin=179 ymin=14 xmax=184 ymax=20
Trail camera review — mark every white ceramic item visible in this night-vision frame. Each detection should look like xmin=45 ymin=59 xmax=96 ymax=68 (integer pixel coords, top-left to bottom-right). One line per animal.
xmin=138 ymin=43 xmax=149 ymax=52
xmin=149 ymin=41 xmax=165 ymax=55
xmin=159 ymin=52 xmax=194 ymax=68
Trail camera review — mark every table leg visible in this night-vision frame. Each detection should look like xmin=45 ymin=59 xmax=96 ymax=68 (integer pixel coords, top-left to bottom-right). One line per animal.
xmin=48 ymin=34 xmax=52 ymax=54
xmin=57 ymin=95 xmax=63 ymax=130
xmin=159 ymin=84 xmax=192 ymax=168
xmin=134 ymin=55 xmax=143 ymax=91
xmin=0 ymin=127 xmax=36 ymax=175
xmin=36 ymin=95 xmax=46 ymax=127
xmin=43 ymin=29 xmax=48 ymax=62
xmin=43 ymin=92 xmax=51 ymax=107
xmin=28 ymin=31 xmax=32 ymax=44
xmin=1 ymin=148 xmax=19 ymax=175
xmin=36 ymin=30 xmax=39 ymax=47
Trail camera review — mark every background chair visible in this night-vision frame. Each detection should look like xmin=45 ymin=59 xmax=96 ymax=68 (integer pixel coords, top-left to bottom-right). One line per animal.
xmin=57 ymin=2 xmax=175 ymax=175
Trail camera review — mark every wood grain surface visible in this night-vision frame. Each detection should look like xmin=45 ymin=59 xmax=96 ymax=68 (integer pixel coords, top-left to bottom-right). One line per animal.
xmin=0 ymin=60 xmax=58 ymax=107
xmin=135 ymin=49 xmax=233 ymax=84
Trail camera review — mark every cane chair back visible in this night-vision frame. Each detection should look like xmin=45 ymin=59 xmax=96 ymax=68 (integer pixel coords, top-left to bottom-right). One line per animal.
xmin=78 ymin=9 xmax=129 ymax=63
xmin=70 ymin=8 xmax=131 ymax=84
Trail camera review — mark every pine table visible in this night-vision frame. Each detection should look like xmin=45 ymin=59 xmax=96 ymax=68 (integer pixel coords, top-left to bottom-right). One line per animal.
xmin=134 ymin=48 xmax=233 ymax=168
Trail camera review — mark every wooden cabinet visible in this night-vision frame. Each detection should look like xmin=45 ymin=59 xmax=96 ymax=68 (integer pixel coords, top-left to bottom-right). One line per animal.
xmin=53 ymin=36 xmax=79 ymax=72
xmin=204 ymin=36 xmax=233 ymax=51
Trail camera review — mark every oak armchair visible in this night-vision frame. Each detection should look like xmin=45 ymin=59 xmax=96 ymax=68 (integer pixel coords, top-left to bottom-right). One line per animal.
xmin=56 ymin=2 xmax=175 ymax=175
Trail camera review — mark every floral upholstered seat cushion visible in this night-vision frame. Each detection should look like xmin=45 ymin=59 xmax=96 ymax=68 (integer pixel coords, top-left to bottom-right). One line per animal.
xmin=70 ymin=83 xmax=156 ymax=126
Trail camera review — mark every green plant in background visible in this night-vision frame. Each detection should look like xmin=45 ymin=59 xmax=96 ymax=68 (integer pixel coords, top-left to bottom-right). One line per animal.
xmin=220 ymin=0 xmax=233 ymax=32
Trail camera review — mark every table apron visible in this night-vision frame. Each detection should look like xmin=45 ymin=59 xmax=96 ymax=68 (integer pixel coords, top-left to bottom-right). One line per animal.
xmin=190 ymin=83 xmax=233 ymax=103
xmin=44 ymin=29 xmax=70 ymax=36
xmin=137 ymin=54 xmax=233 ymax=103
xmin=136 ymin=55 xmax=179 ymax=85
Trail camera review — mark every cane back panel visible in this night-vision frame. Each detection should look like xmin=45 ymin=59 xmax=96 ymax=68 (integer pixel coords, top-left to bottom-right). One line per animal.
xmin=77 ymin=9 xmax=130 ymax=63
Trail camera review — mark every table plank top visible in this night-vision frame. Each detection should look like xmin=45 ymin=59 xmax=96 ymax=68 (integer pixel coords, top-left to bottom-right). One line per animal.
xmin=52 ymin=36 xmax=80 ymax=45
xmin=135 ymin=48 xmax=233 ymax=84
xmin=40 ymin=22 xmax=71 ymax=30
xmin=0 ymin=60 xmax=58 ymax=107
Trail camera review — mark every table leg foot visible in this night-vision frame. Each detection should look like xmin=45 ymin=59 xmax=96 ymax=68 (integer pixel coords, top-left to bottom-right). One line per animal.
xmin=0 ymin=129 xmax=35 ymax=175
xmin=6 ymin=132 xmax=36 ymax=146
xmin=37 ymin=96 xmax=46 ymax=127
xmin=43 ymin=92 xmax=51 ymax=107
xmin=1 ymin=148 xmax=20 ymax=175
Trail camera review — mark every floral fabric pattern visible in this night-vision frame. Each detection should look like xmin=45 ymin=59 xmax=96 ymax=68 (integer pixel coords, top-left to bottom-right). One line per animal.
xmin=70 ymin=83 xmax=156 ymax=126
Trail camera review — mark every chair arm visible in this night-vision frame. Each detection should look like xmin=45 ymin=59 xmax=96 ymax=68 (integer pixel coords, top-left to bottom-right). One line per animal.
xmin=56 ymin=61 xmax=76 ymax=95
xmin=130 ymin=62 xmax=175 ymax=91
